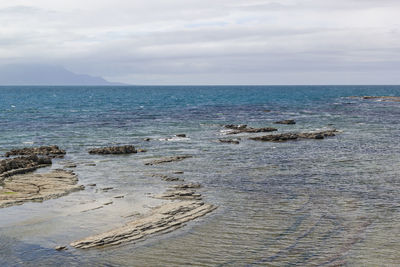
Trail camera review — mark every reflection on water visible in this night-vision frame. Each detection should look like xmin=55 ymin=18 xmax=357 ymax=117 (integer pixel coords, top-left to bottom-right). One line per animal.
xmin=0 ymin=86 xmax=400 ymax=266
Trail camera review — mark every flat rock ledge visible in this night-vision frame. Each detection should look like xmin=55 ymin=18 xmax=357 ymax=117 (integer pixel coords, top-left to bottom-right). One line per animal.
xmin=70 ymin=200 xmax=217 ymax=249
xmin=224 ymin=124 xmax=277 ymax=134
xmin=145 ymin=155 xmax=192 ymax=166
xmin=250 ymin=129 xmax=339 ymax=142
xmin=0 ymin=155 xmax=52 ymax=180
xmin=4 ymin=145 xmax=66 ymax=158
xmin=89 ymin=145 xmax=137 ymax=155
xmin=0 ymin=169 xmax=84 ymax=208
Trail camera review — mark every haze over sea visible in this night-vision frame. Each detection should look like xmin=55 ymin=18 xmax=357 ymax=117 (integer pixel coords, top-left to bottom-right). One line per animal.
xmin=1 ymin=85 xmax=400 ymax=266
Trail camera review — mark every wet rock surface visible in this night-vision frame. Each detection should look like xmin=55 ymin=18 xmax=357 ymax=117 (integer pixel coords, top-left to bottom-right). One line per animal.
xmin=0 ymin=169 xmax=84 ymax=208
xmin=249 ymin=129 xmax=339 ymax=142
xmin=275 ymin=119 xmax=296 ymax=125
xmin=224 ymin=124 xmax=277 ymax=134
xmin=0 ymin=155 xmax=52 ymax=180
xmin=4 ymin=145 xmax=66 ymax=158
xmin=70 ymin=200 xmax=216 ymax=249
xmin=88 ymin=145 xmax=137 ymax=155
xmin=145 ymin=155 xmax=193 ymax=165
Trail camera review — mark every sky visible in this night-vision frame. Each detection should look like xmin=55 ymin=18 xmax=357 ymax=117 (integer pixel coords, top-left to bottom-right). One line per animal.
xmin=0 ymin=0 xmax=399 ymax=85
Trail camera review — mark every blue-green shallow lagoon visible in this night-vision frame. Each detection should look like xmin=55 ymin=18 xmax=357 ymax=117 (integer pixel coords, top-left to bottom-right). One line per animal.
xmin=1 ymin=86 xmax=400 ymax=266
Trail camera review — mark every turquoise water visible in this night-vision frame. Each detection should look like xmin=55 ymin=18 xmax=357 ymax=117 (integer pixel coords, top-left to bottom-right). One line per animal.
xmin=1 ymin=86 xmax=400 ymax=266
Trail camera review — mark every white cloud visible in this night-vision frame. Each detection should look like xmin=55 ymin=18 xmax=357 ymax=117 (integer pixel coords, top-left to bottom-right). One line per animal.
xmin=0 ymin=0 xmax=399 ymax=84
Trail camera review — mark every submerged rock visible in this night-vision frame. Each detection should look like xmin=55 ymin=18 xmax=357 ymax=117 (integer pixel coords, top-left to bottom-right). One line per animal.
xmin=249 ymin=129 xmax=339 ymax=142
xmin=88 ymin=145 xmax=137 ymax=155
xmin=70 ymin=200 xmax=216 ymax=249
xmin=175 ymin=134 xmax=186 ymax=138
xmin=151 ymin=174 xmax=183 ymax=182
xmin=0 ymin=169 xmax=84 ymax=208
xmin=0 ymin=155 xmax=52 ymax=180
xmin=4 ymin=145 xmax=66 ymax=158
xmin=145 ymin=155 xmax=193 ymax=165
xmin=219 ymin=139 xmax=240 ymax=144
xmin=155 ymin=189 xmax=202 ymax=200
xmin=275 ymin=119 xmax=296 ymax=125
xmin=224 ymin=124 xmax=277 ymax=134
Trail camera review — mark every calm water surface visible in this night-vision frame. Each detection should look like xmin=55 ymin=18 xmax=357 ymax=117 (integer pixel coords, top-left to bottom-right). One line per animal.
xmin=0 ymin=86 xmax=399 ymax=266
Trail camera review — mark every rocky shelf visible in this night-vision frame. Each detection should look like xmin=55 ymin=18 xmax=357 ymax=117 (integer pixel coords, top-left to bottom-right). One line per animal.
xmin=145 ymin=155 xmax=193 ymax=166
xmin=0 ymin=169 xmax=84 ymax=208
xmin=224 ymin=124 xmax=277 ymax=134
xmin=70 ymin=200 xmax=216 ymax=249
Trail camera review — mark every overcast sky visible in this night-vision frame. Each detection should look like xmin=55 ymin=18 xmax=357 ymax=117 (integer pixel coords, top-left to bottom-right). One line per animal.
xmin=1 ymin=0 xmax=399 ymax=85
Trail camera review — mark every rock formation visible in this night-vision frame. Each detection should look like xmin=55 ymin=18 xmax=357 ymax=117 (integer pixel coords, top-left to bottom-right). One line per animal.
xmin=250 ymin=129 xmax=339 ymax=142
xmin=88 ymin=145 xmax=137 ymax=154
xmin=0 ymin=155 xmax=52 ymax=180
xmin=4 ymin=145 xmax=66 ymax=158
xmin=145 ymin=155 xmax=192 ymax=165
xmin=0 ymin=169 xmax=84 ymax=208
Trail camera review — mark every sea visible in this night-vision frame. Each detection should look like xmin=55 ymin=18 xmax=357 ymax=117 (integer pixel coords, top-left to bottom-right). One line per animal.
xmin=0 ymin=85 xmax=399 ymax=266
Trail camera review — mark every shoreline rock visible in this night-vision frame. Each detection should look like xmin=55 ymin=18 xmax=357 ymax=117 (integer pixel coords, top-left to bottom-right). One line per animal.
xmin=4 ymin=145 xmax=66 ymax=158
xmin=89 ymin=145 xmax=137 ymax=155
xmin=0 ymin=155 xmax=52 ymax=181
xmin=145 ymin=155 xmax=192 ymax=166
xmin=0 ymin=169 xmax=84 ymax=208
xmin=70 ymin=200 xmax=216 ymax=249
xmin=249 ymin=129 xmax=339 ymax=142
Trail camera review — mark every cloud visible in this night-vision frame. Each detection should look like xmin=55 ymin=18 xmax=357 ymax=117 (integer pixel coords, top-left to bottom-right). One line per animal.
xmin=0 ymin=0 xmax=399 ymax=84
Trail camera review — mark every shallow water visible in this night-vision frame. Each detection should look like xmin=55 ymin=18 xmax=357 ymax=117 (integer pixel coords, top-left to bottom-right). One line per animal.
xmin=1 ymin=86 xmax=400 ymax=266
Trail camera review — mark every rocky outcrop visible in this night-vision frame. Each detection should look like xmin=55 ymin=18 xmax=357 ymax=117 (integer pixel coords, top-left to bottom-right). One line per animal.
xmin=70 ymin=200 xmax=216 ymax=249
xmin=0 ymin=169 xmax=84 ymax=208
xmin=88 ymin=145 xmax=137 ymax=155
xmin=145 ymin=155 xmax=192 ymax=165
xmin=275 ymin=119 xmax=296 ymax=125
xmin=4 ymin=145 xmax=66 ymax=158
xmin=175 ymin=134 xmax=186 ymax=138
xmin=155 ymin=189 xmax=202 ymax=200
xmin=0 ymin=155 xmax=52 ymax=180
xmin=224 ymin=124 xmax=277 ymax=134
xmin=219 ymin=139 xmax=240 ymax=144
xmin=349 ymin=96 xmax=400 ymax=102
xmin=250 ymin=129 xmax=339 ymax=142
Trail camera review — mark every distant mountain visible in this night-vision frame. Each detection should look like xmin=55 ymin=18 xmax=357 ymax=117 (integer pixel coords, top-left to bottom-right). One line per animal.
xmin=0 ymin=64 xmax=124 ymax=85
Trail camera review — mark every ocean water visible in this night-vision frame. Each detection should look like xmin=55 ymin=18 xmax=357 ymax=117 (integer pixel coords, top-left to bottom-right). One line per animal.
xmin=0 ymin=85 xmax=400 ymax=266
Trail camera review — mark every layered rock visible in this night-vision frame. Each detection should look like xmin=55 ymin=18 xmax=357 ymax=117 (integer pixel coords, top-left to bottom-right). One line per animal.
xmin=0 ymin=155 xmax=52 ymax=180
xmin=250 ymin=129 xmax=339 ymax=142
xmin=70 ymin=200 xmax=216 ymax=249
xmin=4 ymin=145 xmax=66 ymax=158
xmin=145 ymin=155 xmax=192 ymax=165
xmin=88 ymin=145 xmax=137 ymax=155
xmin=0 ymin=169 xmax=84 ymax=208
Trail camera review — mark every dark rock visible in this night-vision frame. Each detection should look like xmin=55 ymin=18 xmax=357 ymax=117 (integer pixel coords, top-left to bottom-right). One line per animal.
xmin=144 ymin=138 xmax=151 ymax=141
xmin=275 ymin=119 xmax=296 ymax=125
xmin=88 ymin=145 xmax=137 ymax=155
xmin=249 ymin=129 xmax=339 ymax=142
xmin=5 ymin=145 xmax=66 ymax=158
xmin=175 ymin=134 xmax=186 ymax=138
xmin=137 ymin=149 xmax=147 ymax=153
xmin=219 ymin=139 xmax=240 ymax=144
xmin=0 ymin=155 xmax=52 ymax=179
xmin=55 ymin=246 xmax=67 ymax=251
